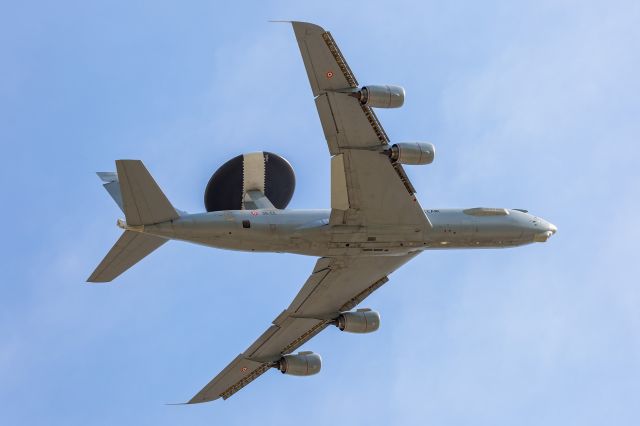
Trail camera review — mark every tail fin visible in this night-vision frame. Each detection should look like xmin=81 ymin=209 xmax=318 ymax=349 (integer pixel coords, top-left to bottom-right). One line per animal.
xmin=88 ymin=160 xmax=178 ymax=283
xmin=87 ymin=231 xmax=167 ymax=282
xmin=116 ymin=160 xmax=179 ymax=226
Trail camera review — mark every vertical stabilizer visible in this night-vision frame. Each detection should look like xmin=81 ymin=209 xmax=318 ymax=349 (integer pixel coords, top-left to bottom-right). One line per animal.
xmin=116 ymin=160 xmax=178 ymax=226
xmin=97 ymin=172 xmax=124 ymax=212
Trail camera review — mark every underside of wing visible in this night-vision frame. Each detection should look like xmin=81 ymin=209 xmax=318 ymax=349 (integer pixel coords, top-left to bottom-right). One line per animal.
xmin=188 ymin=253 xmax=419 ymax=403
xmin=291 ymin=22 xmax=431 ymax=229
xmin=292 ymin=21 xmax=384 ymax=154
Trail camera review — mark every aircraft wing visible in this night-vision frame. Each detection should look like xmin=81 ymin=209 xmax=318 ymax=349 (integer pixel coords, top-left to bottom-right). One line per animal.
xmin=291 ymin=21 xmax=431 ymax=229
xmin=188 ymin=252 xmax=418 ymax=403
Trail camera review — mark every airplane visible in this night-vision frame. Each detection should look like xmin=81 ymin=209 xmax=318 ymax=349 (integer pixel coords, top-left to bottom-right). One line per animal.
xmin=88 ymin=21 xmax=557 ymax=403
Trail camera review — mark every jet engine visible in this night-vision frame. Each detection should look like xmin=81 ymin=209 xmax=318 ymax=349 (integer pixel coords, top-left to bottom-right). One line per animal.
xmin=204 ymin=152 xmax=295 ymax=211
xmin=355 ymin=85 xmax=405 ymax=108
xmin=335 ymin=309 xmax=380 ymax=334
xmin=387 ymin=142 xmax=435 ymax=165
xmin=278 ymin=351 xmax=322 ymax=376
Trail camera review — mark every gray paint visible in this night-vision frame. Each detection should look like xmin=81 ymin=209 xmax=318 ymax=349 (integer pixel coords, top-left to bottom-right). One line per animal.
xmin=137 ymin=207 xmax=555 ymax=256
xmin=88 ymin=21 xmax=557 ymax=403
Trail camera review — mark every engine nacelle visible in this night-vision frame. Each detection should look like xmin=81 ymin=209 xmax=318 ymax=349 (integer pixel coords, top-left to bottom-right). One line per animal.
xmin=358 ymin=85 xmax=405 ymax=108
xmin=388 ymin=142 xmax=435 ymax=165
xmin=336 ymin=309 xmax=380 ymax=334
xmin=278 ymin=352 xmax=322 ymax=376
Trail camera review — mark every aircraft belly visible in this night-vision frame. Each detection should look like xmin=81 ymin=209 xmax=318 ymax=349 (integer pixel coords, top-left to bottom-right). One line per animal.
xmin=142 ymin=209 xmax=533 ymax=257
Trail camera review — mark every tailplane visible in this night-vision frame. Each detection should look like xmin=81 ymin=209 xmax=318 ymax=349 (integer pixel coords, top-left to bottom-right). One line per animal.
xmin=87 ymin=231 xmax=167 ymax=282
xmin=88 ymin=160 xmax=178 ymax=283
xmin=97 ymin=172 xmax=124 ymax=212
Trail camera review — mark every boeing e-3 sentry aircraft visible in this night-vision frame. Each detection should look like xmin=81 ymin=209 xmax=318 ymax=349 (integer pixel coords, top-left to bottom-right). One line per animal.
xmin=88 ymin=22 xmax=556 ymax=403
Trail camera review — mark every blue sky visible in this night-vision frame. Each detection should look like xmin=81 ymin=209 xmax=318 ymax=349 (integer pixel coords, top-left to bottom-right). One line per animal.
xmin=1 ymin=1 xmax=639 ymax=424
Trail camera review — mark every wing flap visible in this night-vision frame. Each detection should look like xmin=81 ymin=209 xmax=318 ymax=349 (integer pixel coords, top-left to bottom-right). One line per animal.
xmin=314 ymin=94 xmax=340 ymax=153
xmin=314 ymin=87 xmax=388 ymax=155
xmin=342 ymin=150 xmax=425 ymax=225
xmin=327 ymin=149 xmax=429 ymax=228
xmin=324 ymin=91 xmax=386 ymax=149
xmin=287 ymin=262 xmax=332 ymax=313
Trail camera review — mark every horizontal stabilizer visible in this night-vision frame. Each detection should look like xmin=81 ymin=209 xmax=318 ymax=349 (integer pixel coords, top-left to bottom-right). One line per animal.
xmin=87 ymin=231 xmax=167 ymax=283
xmin=116 ymin=160 xmax=179 ymax=226
xmin=97 ymin=172 xmax=124 ymax=212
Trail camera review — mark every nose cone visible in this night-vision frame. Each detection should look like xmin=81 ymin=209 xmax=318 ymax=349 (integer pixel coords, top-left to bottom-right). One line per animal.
xmin=533 ymin=220 xmax=557 ymax=242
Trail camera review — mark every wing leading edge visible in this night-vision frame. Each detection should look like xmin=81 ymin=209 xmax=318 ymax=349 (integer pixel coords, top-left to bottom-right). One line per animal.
xmin=188 ymin=253 xmax=418 ymax=403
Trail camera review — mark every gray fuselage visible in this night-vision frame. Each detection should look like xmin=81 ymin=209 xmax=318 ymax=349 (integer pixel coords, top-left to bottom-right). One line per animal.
xmin=137 ymin=208 xmax=557 ymax=257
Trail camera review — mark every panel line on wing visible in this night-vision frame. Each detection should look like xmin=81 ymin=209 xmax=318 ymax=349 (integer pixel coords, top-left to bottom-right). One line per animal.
xmin=322 ymin=94 xmax=341 ymax=134
xmin=301 ymin=40 xmax=322 ymax=95
xmin=245 ymin=325 xmax=281 ymax=356
xmin=288 ymin=268 xmax=332 ymax=313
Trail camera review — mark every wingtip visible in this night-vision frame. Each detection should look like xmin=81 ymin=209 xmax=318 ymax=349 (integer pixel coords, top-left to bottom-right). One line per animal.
xmin=86 ymin=273 xmax=109 ymax=283
xmin=268 ymin=20 xmax=326 ymax=34
xmin=185 ymin=396 xmax=216 ymax=405
xmin=96 ymin=171 xmax=117 ymax=183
